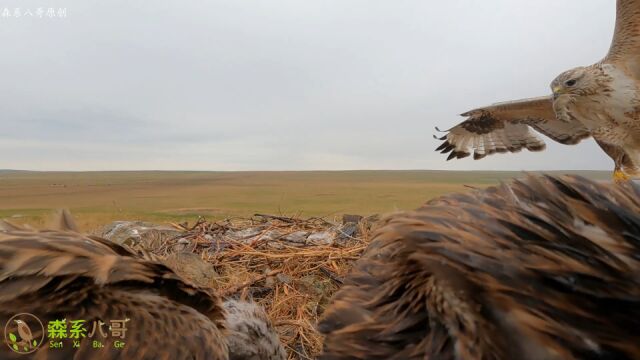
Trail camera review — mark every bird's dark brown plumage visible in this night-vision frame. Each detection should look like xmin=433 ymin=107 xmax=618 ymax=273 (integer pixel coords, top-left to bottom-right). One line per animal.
xmin=0 ymin=225 xmax=228 ymax=359
xmin=319 ymin=175 xmax=640 ymax=360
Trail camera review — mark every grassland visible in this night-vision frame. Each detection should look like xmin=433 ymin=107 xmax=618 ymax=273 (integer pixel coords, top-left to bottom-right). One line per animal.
xmin=0 ymin=170 xmax=609 ymax=231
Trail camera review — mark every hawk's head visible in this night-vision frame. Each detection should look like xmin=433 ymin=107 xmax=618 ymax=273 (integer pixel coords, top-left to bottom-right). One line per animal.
xmin=550 ymin=66 xmax=598 ymax=100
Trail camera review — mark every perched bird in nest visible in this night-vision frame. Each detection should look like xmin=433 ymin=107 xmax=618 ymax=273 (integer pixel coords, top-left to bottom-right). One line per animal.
xmin=130 ymin=228 xmax=286 ymax=359
xmin=0 ymin=210 xmax=284 ymax=360
xmin=158 ymin=252 xmax=286 ymax=360
xmin=436 ymin=0 xmax=640 ymax=182
xmin=223 ymin=299 xmax=287 ymax=360
xmin=319 ymin=175 xmax=640 ymax=360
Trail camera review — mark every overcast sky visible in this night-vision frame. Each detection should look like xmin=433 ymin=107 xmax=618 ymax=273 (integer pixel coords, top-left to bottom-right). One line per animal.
xmin=0 ymin=0 xmax=617 ymax=171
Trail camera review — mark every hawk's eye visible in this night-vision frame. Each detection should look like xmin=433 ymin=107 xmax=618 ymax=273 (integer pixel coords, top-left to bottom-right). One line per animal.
xmin=565 ymin=79 xmax=577 ymax=87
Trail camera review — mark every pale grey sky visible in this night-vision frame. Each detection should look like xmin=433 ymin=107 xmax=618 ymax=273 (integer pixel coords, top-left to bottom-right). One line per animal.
xmin=0 ymin=0 xmax=617 ymax=171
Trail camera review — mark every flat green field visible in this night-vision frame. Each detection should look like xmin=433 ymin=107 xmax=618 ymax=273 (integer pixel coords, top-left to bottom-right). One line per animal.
xmin=0 ymin=170 xmax=609 ymax=231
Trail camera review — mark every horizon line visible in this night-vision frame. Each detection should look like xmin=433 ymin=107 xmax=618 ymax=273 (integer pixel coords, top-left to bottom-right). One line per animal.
xmin=0 ymin=168 xmax=611 ymax=173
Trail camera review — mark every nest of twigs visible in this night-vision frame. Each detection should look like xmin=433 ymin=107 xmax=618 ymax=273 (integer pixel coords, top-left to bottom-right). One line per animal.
xmin=125 ymin=213 xmax=375 ymax=359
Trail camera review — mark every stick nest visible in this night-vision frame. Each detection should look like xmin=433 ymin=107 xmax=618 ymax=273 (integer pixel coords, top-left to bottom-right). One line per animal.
xmin=128 ymin=214 xmax=375 ymax=359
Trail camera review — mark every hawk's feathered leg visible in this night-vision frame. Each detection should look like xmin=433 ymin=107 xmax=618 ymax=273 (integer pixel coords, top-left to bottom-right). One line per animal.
xmin=596 ymin=139 xmax=636 ymax=182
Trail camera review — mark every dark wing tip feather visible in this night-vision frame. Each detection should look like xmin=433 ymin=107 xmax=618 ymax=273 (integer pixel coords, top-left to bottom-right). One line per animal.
xmin=436 ymin=134 xmax=471 ymax=161
xmin=436 ymin=141 xmax=454 ymax=153
xmin=447 ymin=151 xmax=471 ymax=161
xmin=473 ymin=152 xmax=487 ymax=160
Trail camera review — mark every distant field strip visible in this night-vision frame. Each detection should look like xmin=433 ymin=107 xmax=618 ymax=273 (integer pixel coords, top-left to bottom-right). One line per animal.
xmin=0 ymin=170 xmax=609 ymax=231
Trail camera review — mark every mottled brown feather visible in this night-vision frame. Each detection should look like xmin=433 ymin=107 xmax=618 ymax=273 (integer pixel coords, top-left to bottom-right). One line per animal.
xmin=320 ymin=175 xmax=640 ymax=360
xmin=0 ymin=228 xmax=228 ymax=359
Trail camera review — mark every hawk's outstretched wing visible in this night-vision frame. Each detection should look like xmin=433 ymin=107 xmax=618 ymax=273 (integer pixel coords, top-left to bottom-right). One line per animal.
xmin=436 ymin=96 xmax=591 ymax=160
xmin=604 ymin=0 xmax=640 ymax=77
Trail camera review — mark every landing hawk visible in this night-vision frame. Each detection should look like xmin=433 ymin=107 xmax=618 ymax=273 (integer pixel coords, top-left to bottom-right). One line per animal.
xmin=436 ymin=0 xmax=640 ymax=182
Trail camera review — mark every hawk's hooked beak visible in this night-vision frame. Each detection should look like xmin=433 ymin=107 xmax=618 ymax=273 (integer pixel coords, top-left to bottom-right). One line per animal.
xmin=552 ymin=86 xmax=564 ymax=100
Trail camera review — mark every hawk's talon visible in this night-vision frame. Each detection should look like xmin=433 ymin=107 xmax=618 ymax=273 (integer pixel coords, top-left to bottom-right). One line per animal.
xmin=613 ymin=170 xmax=630 ymax=183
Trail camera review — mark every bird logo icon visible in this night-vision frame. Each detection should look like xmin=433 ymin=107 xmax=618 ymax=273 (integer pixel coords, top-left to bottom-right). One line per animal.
xmin=4 ymin=313 xmax=44 ymax=354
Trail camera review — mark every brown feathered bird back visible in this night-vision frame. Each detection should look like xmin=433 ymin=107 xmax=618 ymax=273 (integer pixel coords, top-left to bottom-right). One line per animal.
xmin=319 ymin=175 xmax=640 ymax=360
xmin=0 ymin=213 xmax=228 ymax=359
